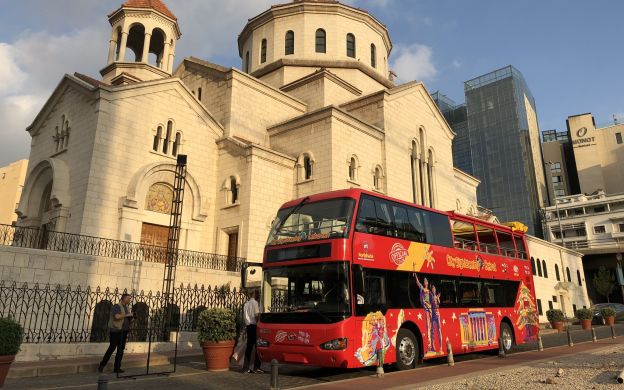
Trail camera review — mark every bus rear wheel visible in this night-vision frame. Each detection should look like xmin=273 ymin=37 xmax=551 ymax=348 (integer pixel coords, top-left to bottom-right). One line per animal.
xmin=395 ymin=328 xmax=418 ymax=370
xmin=499 ymin=322 xmax=513 ymax=354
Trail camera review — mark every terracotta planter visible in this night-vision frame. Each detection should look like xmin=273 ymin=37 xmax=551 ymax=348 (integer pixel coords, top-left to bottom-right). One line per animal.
xmin=580 ymin=319 xmax=592 ymax=330
xmin=551 ymin=321 xmax=564 ymax=332
xmin=201 ymin=340 xmax=235 ymax=371
xmin=0 ymin=354 xmax=16 ymax=388
xmin=605 ymin=316 xmax=615 ymax=326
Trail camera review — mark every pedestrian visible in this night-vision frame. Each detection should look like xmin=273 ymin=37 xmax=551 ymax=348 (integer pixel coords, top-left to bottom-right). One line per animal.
xmin=98 ymin=293 xmax=134 ymax=373
xmin=243 ymin=289 xmax=263 ymax=373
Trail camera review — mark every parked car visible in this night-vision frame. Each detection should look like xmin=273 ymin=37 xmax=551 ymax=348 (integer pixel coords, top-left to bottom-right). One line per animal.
xmin=590 ymin=303 xmax=624 ymax=324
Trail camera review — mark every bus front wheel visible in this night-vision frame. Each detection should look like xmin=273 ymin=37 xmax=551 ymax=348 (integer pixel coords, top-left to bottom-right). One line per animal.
xmin=395 ymin=328 xmax=418 ymax=370
xmin=499 ymin=322 xmax=513 ymax=354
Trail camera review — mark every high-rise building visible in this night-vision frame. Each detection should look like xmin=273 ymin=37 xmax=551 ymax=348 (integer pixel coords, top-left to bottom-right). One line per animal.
xmin=463 ymin=65 xmax=547 ymax=236
xmin=0 ymin=159 xmax=28 ymax=225
xmin=432 ymin=92 xmax=472 ymax=175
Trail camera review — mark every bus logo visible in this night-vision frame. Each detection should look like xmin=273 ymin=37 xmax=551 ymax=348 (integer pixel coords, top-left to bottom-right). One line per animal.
xmin=390 ymin=243 xmax=409 ymax=265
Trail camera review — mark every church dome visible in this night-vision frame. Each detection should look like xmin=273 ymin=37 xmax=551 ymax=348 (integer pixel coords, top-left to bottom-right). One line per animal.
xmin=238 ymin=0 xmax=392 ymax=84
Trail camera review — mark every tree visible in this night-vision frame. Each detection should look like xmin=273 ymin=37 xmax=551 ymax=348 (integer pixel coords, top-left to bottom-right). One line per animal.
xmin=593 ymin=266 xmax=615 ymax=303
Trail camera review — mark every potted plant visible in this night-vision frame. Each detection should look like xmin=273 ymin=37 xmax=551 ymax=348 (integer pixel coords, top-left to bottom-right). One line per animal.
xmin=0 ymin=317 xmax=23 ymax=388
xmin=601 ymin=307 xmax=616 ymax=326
xmin=197 ymin=308 xmax=237 ymax=371
xmin=575 ymin=308 xmax=593 ymax=330
xmin=546 ymin=309 xmax=565 ymax=332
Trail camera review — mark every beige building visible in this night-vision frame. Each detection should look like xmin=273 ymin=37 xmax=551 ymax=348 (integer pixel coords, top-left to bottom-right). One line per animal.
xmin=14 ymin=0 xmax=479 ymax=289
xmin=567 ymin=113 xmax=624 ymax=195
xmin=526 ymin=235 xmax=590 ymax=321
xmin=0 ymin=159 xmax=28 ymax=225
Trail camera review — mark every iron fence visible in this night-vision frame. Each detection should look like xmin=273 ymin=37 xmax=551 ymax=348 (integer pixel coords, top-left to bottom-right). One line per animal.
xmin=0 ymin=281 xmax=248 ymax=344
xmin=0 ymin=224 xmax=244 ymax=272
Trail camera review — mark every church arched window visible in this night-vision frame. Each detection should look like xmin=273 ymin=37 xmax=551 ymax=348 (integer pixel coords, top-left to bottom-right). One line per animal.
xmin=285 ymin=31 xmax=294 ymax=55
xmin=172 ymin=132 xmax=182 ymax=156
xmin=297 ymin=152 xmax=315 ymax=182
xmin=315 ymin=29 xmax=326 ymax=53
xmin=153 ymin=126 xmax=162 ymax=151
xmin=348 ymin=156 xmax=358 ymax=182
xmin=373 ymin=165 xmax=384 ymax=191
xmin=163 ymin=121 xmax=173 ymax=154
xmin=261 ymin=39 xmax=267 ymax=63
xmin=244 ymin=51 xmax=250 ymax=73
xmin=346 ymin=33 xmax=356 ymax=58
xmin=370 ymin=43 xmax=376 ymax=68
xmin=223 ymin=175 xmax=240 ymax=205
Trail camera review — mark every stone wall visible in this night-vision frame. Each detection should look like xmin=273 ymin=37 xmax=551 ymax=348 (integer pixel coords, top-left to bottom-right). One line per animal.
xmin=0 ymin=246 xmax=240 ymax=292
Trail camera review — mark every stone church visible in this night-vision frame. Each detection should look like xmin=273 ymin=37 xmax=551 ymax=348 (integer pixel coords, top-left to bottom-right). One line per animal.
xmin=17 ymin=0 xmax=480 ymax=269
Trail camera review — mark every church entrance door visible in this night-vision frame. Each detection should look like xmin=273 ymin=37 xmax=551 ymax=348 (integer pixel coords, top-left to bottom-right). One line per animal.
xmin=140 ymin=223 xmax=169 ymax=262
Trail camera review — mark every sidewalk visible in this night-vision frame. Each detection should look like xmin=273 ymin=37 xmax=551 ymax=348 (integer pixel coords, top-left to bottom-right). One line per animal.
xmin=297 ymin=337 xmax=624 ymax=389
xmin=7 ymin=349 xmax=202 ymax=379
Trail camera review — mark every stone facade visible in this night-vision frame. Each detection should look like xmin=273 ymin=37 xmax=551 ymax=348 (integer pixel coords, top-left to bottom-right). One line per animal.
xmin=15 ymin=0 xmax=479 ymax=290
xmin=526 ymin=235 xmax=590 ymax=322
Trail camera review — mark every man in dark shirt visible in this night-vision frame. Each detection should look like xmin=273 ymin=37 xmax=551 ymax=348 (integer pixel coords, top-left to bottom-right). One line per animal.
xmin=98 ymin=293 xmax=133 ymax=373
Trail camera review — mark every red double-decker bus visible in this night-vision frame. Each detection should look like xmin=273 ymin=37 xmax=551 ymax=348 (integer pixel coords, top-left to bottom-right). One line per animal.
xmin=243 ymin=189 xmax=539 ymax=370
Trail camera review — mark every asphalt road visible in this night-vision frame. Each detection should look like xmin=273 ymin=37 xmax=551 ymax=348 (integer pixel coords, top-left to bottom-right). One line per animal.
xmin=5 ymin=323 xmax=623 ymax=390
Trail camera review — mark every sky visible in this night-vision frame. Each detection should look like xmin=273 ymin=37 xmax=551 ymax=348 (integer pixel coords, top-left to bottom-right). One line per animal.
xmin=0 ymin=0 xmax=622 ymax=167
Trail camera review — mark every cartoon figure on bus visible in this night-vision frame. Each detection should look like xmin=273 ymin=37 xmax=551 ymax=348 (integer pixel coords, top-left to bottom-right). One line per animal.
xmin=414 ymin=273 xmax=443 ymax=354
xmin=355 ymin=311 xmax=390 ymax=366
xmin=515 ymin=281 xmax=539 ymax=341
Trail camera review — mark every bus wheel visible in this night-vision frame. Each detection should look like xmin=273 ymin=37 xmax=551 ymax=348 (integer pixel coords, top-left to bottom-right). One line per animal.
xmin=500 ymin=322 xmax=513 ymax=354
xmin=395 ymin=328 xmax=418 ymax=370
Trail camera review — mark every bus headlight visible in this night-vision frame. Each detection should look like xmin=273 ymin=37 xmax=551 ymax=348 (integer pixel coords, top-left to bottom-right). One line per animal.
xmin=257 ymin=337 xmax=270 ymax=347
xmin=320 ymin=338 xmax=348 ymax=350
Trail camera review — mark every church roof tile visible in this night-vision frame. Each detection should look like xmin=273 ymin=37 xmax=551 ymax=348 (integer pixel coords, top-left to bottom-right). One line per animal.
xmin=121 ymin=0 xmax=177 ymax=21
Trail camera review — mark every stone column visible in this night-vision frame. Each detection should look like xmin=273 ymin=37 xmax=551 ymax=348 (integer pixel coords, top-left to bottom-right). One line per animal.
xmin=167 ymin=39 xmax=176 ymax=73
xmin=141 ymin=32 xmax=152 ymax=63
xmin=107 ymin=38 xmax=118 ymax=64
xmin=117 ymin=31 xmax=129 ymax=62
xmin=162 ymin=41 xmax=171 ymax=70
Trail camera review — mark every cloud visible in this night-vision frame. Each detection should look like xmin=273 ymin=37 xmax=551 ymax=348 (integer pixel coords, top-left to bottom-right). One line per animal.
xmin=390 ymin=43 xmax=437 ymax=82
xmin=0 ymin=27 xmax=107 ymax=165
xmin=451 ymin=58 xmax=462 ymax=69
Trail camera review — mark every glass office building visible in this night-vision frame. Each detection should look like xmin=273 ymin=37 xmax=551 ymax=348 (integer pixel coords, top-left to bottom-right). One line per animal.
xmin=464 ymin=66 xmax=547 ymax=236
xmin=432 ymin=92 xmax=473 ymax=175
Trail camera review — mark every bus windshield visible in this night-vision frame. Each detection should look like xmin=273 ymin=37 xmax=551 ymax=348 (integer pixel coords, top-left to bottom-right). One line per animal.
xmin=266 ymin=198 xmax=355 ymax=246
xmin=262 ymin=262 xmax=351 ymax=324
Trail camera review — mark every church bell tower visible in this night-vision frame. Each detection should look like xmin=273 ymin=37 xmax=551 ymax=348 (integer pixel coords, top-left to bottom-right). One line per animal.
xmin=101 ymin=0 xmax=181 ymax=85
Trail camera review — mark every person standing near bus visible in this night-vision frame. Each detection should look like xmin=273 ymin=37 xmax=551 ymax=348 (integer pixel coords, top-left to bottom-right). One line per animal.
xmin=243 ymin=289 xmax=263 ymax=373
xmin=98 ymin=293 xmax=134 ymax=373
xmin=414 ymin=274 xmax=434 ymax=353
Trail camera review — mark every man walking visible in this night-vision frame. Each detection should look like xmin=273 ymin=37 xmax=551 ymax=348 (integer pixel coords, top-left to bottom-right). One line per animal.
xmin=243 ymin=289 xmax=263 ymax=373
xmin=98 ymin=293 xmax=134 ymax=373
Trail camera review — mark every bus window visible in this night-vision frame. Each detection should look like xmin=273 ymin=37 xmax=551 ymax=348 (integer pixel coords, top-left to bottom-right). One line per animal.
xmin=438 ymin=278 xmax=458 ymax=306
xmin=356 ymin=270 xmax=387 ymax=315
xmin=387 ymin=271 xmax=418 ymax=309
xmin=355 ymin=197 xmax=393 ymax=237
xmin=452 ymin=220 xmax=478 ymax=251
xmin=458 ymin=281 xmax=481 ymax=306
xmin=406 ymin=208 xmax=426 ymax=243
xmin=374 ymin=199 xmax=394 ymax=237
xmin=392 ymin=204 xmax=410 ymax=239
xmin=496 ymin=231 xmax=516 ymax=258
xmin=476 ymin=224 xmax=497 ymax=254
xmin=514 ymin=235 xmax=527 ymax=259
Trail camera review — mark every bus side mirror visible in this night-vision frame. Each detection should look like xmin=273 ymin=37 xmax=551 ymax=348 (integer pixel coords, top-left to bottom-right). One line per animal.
xmin=241 ymin=262 xmax=260 ymax=289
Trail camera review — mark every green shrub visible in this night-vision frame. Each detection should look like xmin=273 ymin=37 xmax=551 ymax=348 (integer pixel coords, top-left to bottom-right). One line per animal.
xmin=197 ymin=308 xmax=237 ymax=343
xmin=0 ymin=317 xmax=23 ymax=356
xmin=601 ymin=307 xmax=616 ymax=318
xmin=575 ymin=308 xmax=592 ymax=320
xmin=546 ymin=309 xmax=564 ymax=323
